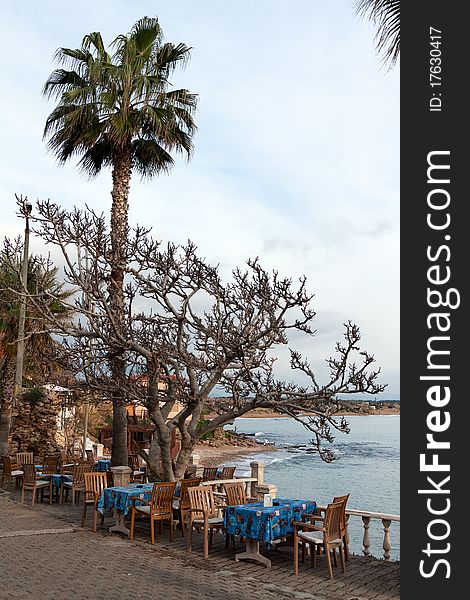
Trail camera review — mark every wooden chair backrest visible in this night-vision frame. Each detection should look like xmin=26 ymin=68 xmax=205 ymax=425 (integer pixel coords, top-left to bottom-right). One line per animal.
xmin=179 ymin=477 xmax=202 ymax=509
xmin=42 ymin=455 xmax=60 ymax=474
xmin=22 ymin=463 xmax=38 ymax=484
xmin=128 ymin=454 xmax=140 ymax=470
xmin=332 ymin=494 xmax=350 ymax=534
xmin=324 ymin=501 xmax=343 ymax=544
xmin=219 ymin=466 xmax=236 ymax=479
xmin=187 ymin=485 xmax=218 ymax=518
xmin=150 ymin=481 xmax=177 ymax=514
xmin=223 ymin=481 xmax=247 ymax=506
xmin=202 ymin=467 xmax=218 ymax=481
xmin=71 ymin=463 xmax=89 ymax=484
xmin=85 ymin=449 xmax=95 ymax=462
xmin=16 ymin=452 xmax=34 ymax=466
xmin=2 ymin=455 xmax=13 ymax=476
xmin=84 ymin=472 xmax=108 ymax=499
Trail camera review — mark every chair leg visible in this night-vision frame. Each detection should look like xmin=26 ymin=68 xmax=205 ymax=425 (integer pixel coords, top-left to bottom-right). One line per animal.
xmin=293 ymin=531 xmax=299 ymax=575
xmin=93 ymin=508 xmax=98 ymax=533
xmin=21 ymin=485 xmax=25 ymax=504
xmin=180 ymin=510 xmax=185 ymax=537
xmin=343 ymin=536 xmax=350 ymax=561
xmin=169 ymin=515 xmax=174 ymax=542
xmin=339 ymin=545 xmax=346 ymax=573
xmin=203 ymin=529 xmax=209 ymax=559
xmin=325 ymin=545 xmax=334 ymax=580
xmin=49 ymin=482 xmax=53 ymax=505
xmin=130 ymin=509 xmax=136 ymax=542
xmin=82 ymin=502 xmax=87 ymax=528
xmin=187 ymin=522 xmax=193 ymax=552
xmin=32 ymin=487 xmax=36 ymax=506
xmin=150 ymin=518 xmax=155 ymax=545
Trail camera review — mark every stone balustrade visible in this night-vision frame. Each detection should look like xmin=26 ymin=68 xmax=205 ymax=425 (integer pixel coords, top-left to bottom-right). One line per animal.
xmin=346 ymin=508 xmax=400 ymax=561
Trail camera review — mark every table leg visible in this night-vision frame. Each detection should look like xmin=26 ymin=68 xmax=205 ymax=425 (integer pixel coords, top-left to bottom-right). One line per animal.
xmin=235 ymin=538 xmax=271 ymax=568
xmin=108 ymin=510 xmax=130 ymax=536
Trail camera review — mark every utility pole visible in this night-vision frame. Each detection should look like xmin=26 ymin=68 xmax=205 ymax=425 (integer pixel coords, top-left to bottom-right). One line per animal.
xmin=14 ymin=197 xmax=32 ymax=400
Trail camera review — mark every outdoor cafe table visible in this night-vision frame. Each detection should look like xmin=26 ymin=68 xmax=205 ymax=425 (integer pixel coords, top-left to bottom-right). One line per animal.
xmin=97 ymin=483 xmax=154 ymax=535
xmin=37 ymin=473 xmax=73 ymax=502
xmin=224 ymin=497 xmax=317 ymax=568
xmin=95 ymin=459 xmax=112 ymax=472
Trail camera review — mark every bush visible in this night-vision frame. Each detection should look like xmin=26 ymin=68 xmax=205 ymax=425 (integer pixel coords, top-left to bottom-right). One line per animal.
xmin=22 ymin=387 xmax=47 ymax=405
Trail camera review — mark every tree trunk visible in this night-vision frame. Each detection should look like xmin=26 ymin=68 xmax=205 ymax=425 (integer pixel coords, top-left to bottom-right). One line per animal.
xmin=109 ymin=149 xmax=132 ymax=467
xmin=147 ymin=394 xmax=174 ymax=481
xmin=174 ymin=429 xmax=195 ymax=480
xmin=0 ymin=358 xmax=16 ymax=456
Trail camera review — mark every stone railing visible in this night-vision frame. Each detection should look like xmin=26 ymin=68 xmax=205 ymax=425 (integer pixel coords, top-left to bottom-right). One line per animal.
xmin=345 ymin=509 xmax=400 ymax=561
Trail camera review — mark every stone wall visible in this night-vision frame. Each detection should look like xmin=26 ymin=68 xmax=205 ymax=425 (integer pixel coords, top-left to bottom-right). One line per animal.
xmin=10 ymin=388 xmax=61 ymax=455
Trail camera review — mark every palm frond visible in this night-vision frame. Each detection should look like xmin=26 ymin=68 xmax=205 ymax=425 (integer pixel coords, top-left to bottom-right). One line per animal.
xmin=132 ymin=139 xmax=174 ymax=178
xmin=356 ymin=0 xmax=400 ymax=67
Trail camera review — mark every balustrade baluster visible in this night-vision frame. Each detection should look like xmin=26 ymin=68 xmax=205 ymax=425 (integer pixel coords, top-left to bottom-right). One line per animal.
xmin=382 ymin=518 xmax=392 ymax=561
xmin=362 ymin=515 xmax=371 ymax=557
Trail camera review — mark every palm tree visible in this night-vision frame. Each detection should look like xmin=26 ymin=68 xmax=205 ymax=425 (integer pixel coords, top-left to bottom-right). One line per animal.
xmin=0 ymin=254 xmax=73 ymax=455
xmin=42 ymin=16 xmax=198 ymax=466
xmin=356 ymin=0 xmax=400 ymax=67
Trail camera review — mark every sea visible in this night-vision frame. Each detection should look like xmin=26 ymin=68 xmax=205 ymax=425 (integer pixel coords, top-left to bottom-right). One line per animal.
xmin=224 ymin=415 xmax=400 ymax=560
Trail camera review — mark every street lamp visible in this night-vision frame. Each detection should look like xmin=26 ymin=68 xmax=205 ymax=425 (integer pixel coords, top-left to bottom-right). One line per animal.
xmin=14 ymin=197 xmax=33 ymax=400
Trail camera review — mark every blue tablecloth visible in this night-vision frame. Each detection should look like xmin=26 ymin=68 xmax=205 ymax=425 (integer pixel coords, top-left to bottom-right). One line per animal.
xmin=224 ymin=498 xmax=317 ymax=543
xmin=38 ymin=473 xmax=72 ymax=491
xmin=95 ymin=459 xmax=112 ymax=472
xmin=97 ymin=483 xmax=154 ymax=516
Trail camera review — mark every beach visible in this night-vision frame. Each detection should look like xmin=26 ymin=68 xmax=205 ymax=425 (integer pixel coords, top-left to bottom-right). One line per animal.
xmin=195 ymin=440 xmax=276 ymax=467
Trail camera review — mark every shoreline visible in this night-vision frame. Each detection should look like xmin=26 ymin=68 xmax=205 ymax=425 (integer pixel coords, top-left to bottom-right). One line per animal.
xmin=235 ymin=409 xmax=400 ymax=419
xmin=194 ymin=442 xmax=277 ymax=467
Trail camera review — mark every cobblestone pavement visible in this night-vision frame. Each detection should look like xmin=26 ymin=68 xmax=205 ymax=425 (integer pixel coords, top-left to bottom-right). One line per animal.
xmin=0 ymin=489 xmax=400 ymax=600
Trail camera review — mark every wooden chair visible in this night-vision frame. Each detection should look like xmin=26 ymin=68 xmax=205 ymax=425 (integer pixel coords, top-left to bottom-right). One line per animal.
xmin=129 ymin=481 xmax=177 ymax=544
xmin=128 ymin=453 xmax=147 ymax=483
xmin=81 ymin=472 xmax=108 ymax=532
xmin=293 ymin=501 xmax=346 ymax=580
xmin=1 ymin=456 xmax=23 ymax=487
xmin=202 ymin=466 xmax=218 ymax=481
xmin=85 ymin=449 xmax=95 ymax=463
xmin=21 ymin=464 xmax=52 ymax=505
xmin=187 ymin=485 xmax=225 ymax=559
xmin=222 ymin=481 xmax=256 ymax=548
xmin=60 ymin=464 xmax=89 ymax=505
xmin=41 ymin=455 xmax=60 ymax=475
xmin=16 ymin=451 xmax=34 ymax=467
xmin=218 ymin=466 xmax=236 ymax=479
xmin=173 ymin=477 xmax=202 ymax=537
xmin=222 ymin=481 xmax=256 ymax=506
xmin=304 ymin=494 xmax=350 ymax=561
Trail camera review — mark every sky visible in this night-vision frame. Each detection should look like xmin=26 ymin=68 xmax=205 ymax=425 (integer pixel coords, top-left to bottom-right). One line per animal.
xmin=0 ymin=1 xmax=399 ymax=399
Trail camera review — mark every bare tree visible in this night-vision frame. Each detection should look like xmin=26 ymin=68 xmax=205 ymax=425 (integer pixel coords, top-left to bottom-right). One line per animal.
xmin=1 ymin=200 xmax=386 ymax=479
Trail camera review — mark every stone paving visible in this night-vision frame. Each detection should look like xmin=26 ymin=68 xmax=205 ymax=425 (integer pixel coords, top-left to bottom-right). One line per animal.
xmin=0 ymin=487 xmax=400 ymax=600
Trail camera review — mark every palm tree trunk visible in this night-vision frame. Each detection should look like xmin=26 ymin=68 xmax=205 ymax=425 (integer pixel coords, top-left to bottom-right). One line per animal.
xmin=109 ymin=149 xmax=132 ymax=466
xmin=0 ymin=357 xmax=17 ymax=456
